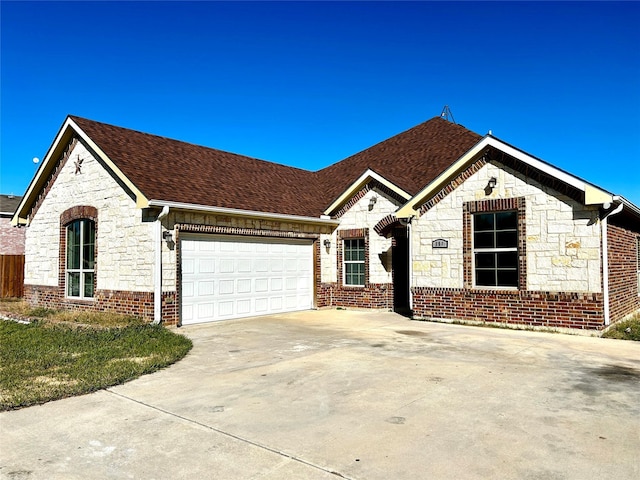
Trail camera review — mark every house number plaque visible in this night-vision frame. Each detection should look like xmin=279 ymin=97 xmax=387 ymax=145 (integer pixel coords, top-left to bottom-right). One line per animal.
xmin=432 ymin=239 xmax=448 ymax=249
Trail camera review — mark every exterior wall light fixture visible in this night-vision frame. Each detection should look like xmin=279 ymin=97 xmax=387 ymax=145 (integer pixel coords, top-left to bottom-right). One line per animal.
xmin=488 ymin=177 xmax=497 ymax=189
xmin=368 ymin=196 xmax=377 ymax=210
xmin=323 ymin=238 xmax=331 ymax=249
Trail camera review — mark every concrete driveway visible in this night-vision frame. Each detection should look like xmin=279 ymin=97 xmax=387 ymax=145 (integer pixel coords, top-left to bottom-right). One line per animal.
xmin=2 ymin=310 xmax=639 ymax=480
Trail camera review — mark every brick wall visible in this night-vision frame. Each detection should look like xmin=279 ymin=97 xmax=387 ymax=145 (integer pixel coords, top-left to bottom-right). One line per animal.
xmin=0 ymin=217 xmax=25 ymax=255
xmin=24 ymin=284 xmax=178 ymax=324
xmin=607 ymin=224 xmax=640 ymax=322
xmin=316 ymin=228 xmax=394 ymax=310
xmin=412 ymin=287 xmax=605 ymax=330
xmin=317 ymin=282 xmax=393 ymax=310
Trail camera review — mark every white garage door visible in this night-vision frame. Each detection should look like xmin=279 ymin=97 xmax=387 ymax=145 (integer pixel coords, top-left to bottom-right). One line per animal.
xmin=181 ymin=235 xmax=314 ymax=325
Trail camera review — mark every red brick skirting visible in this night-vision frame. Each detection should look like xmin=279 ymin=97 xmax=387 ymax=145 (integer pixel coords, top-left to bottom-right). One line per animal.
xmin=412 ymin=287 xmax=605 ymax=330
xmin=317 ymin=282 xmax=393 ymax=310
xmin=24 ymin=285 xmax=178 ymax=325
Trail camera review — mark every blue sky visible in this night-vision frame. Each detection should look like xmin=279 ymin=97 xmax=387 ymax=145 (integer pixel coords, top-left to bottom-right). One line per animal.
xmin=2 ymin=1 xmax=639 ymax=205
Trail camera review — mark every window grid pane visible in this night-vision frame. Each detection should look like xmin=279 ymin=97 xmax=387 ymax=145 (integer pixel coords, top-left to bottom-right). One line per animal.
xmin=66 ymin=219 xmax=96 ymax=299
xmin=473 ymin=211 xmax=518 ymax=288
xmin=344 ymin=238 xmax=365 ymax=286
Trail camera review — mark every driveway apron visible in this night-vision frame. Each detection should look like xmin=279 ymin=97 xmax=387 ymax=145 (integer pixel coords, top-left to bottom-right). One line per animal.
xmin=2 ymin=310 xmax=639 ymax=479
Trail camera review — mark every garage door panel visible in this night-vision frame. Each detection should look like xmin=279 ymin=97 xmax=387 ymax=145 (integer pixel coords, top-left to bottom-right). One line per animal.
xmin=181 ymin=235 xmax=313 ymax=325
xmin=255 ymin=298 xmax=268 ymax=312
xmin=271 ymin=278 xmax=283 ymax=291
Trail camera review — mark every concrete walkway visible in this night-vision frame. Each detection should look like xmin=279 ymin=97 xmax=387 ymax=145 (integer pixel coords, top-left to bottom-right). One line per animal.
xmin=2 ymin=310 xmax=639 ymax=479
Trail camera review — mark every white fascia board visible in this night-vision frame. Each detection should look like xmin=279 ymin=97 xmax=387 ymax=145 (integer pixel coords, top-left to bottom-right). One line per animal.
xmin=68 ymin=118 xmax=150 ymax=208
xmin=11 ymin=118 xmax=75 ymax=225
xmin=323 ymin=169 xmax=411 ymax=216
xmin=11 ymin=117 xmax=150 ymax=226
xmin=617 ymin=196 xmax=640 ymax=218
xmin=396 ymin=136 xmax=614 ymax=219
xmin=485 ymin=137 xmax=612 ymax=203
xmin=148 ymin=200 xmax=341 ymax=227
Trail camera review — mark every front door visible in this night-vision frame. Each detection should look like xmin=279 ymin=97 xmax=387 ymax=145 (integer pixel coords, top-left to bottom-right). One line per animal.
xmin=392 ymin=227 xmax=410 ymax=316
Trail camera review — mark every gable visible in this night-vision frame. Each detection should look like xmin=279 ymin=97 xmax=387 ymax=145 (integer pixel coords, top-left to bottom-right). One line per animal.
xmin=396 ymin=136 xmax=616 ymax=219
xmin=323 ymin=170 xmax=411 ymax=217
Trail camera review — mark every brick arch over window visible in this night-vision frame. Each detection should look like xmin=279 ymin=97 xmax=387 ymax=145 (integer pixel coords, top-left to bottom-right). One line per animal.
xmin=59 ymin=206 xmax=98 ymax=298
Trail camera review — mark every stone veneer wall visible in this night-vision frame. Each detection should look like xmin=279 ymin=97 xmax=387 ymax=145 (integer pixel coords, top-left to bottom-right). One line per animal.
xmin=317 ymin=186 xmax=399 ymax=310
xmin=607 ymin=223 xmax=640 ymax=322
xmin=410 ymin=159 xmax=607 ymax=329
xmin=23 ymin=138 xmax=166 ymax=320
xmin=24 ymin=139 xmax=156 ymax=292
xmin=412 ymin=160 xmax=602 ymax=292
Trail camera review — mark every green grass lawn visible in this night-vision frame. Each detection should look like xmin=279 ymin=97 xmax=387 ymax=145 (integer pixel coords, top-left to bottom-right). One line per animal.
xmin=0 ymin=301 xmax=192 ymax=411
xmin=602 ymin=313 xmax=640 ymax=341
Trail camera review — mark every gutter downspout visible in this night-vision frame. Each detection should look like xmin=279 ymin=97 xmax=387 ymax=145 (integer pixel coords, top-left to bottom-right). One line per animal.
xmin=154 ymin=205 xmax=170 ymax=325
xmin=601 ymin=199 xmax=624 ymax=326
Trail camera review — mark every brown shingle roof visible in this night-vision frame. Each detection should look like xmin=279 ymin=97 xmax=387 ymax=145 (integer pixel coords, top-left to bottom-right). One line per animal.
xmin=71 ymin=116 xmax=324 ymax=217
xmin=69 ymin=115 xmax=482 ymax=218
xmin=316 ymin=117 xmax=482 ymax=207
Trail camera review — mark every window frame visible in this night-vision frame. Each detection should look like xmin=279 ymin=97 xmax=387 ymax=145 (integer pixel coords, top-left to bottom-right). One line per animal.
xmin=343 ymin=238 xmax=366 ymax=287
xmin=463 ymin=198 xmax=526 ymax=291
xmin=66 ymin=218 xmax=96 ymax=299
xmin=472 ymin=211 xmax=519 ymax=289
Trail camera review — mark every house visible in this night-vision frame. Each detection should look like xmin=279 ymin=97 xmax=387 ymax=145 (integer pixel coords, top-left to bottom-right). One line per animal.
xmin=1 ymin=194 xmax=25 ymax=255
xmin=12 ymin=115 xmax=640 ymax=330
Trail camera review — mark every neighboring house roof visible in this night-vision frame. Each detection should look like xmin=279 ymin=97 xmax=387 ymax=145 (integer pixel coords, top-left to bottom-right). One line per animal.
xmin=0 ymin=194 xmax=22 ymax=217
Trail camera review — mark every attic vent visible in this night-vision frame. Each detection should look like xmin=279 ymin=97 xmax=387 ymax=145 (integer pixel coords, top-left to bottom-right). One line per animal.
xmin=440 ymin=105 xmax=456 ymax=124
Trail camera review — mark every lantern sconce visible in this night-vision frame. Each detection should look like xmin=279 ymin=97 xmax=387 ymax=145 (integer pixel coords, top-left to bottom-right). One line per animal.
xmin=323 ymin=238 xmax=331 ymax=249
xmin=485 ymin=177 xmax=497 ymax=195
xmin=368 ymin=195 xmax=377 ymax=211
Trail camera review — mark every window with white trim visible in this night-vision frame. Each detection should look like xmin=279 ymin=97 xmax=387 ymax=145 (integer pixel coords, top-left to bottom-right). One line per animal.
xmin=66 ymin=219 xmax=95 ymax=298
xmin=343 ymin=238 xmax=365 ymax=286
xmin=473 ymin=211 xmax=518 ymax=288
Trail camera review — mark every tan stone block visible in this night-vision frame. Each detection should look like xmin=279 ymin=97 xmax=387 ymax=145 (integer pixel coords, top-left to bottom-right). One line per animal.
xmin=551 ymin=256 xmax=572 ymax=266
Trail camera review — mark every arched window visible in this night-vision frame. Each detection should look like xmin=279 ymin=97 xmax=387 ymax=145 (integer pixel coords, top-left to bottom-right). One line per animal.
xmin=66 ymin=219 xmax=95 ymax=298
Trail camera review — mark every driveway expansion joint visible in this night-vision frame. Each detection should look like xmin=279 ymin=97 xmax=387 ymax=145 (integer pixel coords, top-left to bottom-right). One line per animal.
xmin=106 ymin=389 xmax=354 ymax=480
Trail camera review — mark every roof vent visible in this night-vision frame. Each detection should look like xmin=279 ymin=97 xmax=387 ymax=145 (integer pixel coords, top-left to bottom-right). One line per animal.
xmin=440 ymin=105 xmax=456 ymax=124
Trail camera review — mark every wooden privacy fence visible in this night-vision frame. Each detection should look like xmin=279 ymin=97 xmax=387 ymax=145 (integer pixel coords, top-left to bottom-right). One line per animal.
xmin=1 ymin=255 xmax=25 ymax=298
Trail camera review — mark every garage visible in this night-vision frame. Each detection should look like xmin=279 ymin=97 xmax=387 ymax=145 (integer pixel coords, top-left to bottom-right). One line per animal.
xmin=180 ymin=235 xmax=314 ymax=324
